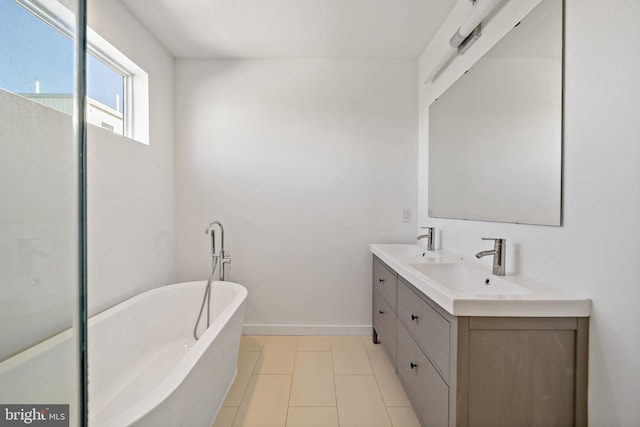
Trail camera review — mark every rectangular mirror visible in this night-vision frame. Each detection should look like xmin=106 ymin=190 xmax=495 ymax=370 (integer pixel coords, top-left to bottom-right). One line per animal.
xmin=428 ymin=0 xmax=563 ymax=226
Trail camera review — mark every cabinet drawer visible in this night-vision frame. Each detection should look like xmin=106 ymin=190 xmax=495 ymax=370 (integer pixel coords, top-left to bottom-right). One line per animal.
xmin=398 ymin=279 xmax=450 ymax=382
xmin=373 ymin=257 xmax=397 ymax=312
xmin=397 ymin=322 xmax=449 ymax=427
xmin=373 ymin=288 xmax=396 ymax=367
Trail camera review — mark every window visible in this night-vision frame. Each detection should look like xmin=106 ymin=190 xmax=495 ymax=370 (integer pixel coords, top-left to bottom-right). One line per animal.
xmin=87 ymin=54 xmax=126 ymax=134
xmin=0 ymin=0 xmax=148 ymax=144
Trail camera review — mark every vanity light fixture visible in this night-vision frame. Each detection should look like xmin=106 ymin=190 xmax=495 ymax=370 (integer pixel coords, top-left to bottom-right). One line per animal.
xmin=424 ymin=0 xmax=508 ymax=83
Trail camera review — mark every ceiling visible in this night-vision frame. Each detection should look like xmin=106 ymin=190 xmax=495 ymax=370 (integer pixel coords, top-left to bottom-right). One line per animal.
xmin=120 ymin=0 xmax=456 ymax=59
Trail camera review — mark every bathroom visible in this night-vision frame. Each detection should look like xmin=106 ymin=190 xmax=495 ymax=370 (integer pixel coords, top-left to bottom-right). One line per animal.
xmin=0 ymin=0 xmax=639 ymax=425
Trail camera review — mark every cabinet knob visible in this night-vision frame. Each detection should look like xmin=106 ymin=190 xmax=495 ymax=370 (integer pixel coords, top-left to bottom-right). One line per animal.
xmin=411 ymin=314 xmax=419 ymax=321
xmin=410 ymin=362 xmax=417 ymax=370
xmin=378 ymin=278 xmax=385 ymax=283
xmin=379 ymin=310 xmax=385 ymax=315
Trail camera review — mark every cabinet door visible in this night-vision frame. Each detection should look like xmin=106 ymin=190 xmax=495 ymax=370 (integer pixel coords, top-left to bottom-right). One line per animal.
xmin=373 ymin=257 xmax=397 ymax=312
xmin=373 ymin=288 xmax=396 ymax=367
xmin=467 ymin=326 xmax=576 ymax=427
xmin=397 ymin=322 xmax=449 ymax=427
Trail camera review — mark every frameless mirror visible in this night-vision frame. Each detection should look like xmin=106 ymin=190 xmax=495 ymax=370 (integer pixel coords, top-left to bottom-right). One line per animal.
xmin=428 ymin=0 xmax=563 ymax=226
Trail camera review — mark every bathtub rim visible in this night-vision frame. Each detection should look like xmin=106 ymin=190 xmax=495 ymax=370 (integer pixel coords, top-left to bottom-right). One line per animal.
xmin=88 ymin=280 xmax=246 ymax=326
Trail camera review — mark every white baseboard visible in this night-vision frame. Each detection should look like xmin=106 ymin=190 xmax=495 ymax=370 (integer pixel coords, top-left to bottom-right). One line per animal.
xmin=242 ymin=324 xmax=372 ymax=336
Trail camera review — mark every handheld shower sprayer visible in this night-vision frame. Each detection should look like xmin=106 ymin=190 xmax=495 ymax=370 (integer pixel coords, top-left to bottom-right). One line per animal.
xmin=205 ymin=221 xmax=222 ymax=256
xmin=204 ymin=221 xmax=228 ymax=279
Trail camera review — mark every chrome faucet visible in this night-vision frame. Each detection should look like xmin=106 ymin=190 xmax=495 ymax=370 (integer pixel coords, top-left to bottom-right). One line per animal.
xmin=417 ymin=227 xmax=435 ymax=251
xmin=205 ymin=221 xmax=231 ymax=281
xmin=475 ymin=238 xmax=506 ymax=276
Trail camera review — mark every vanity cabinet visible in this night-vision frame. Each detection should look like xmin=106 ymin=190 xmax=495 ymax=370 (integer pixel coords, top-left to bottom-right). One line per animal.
xmin=372 ymin=256 xmax=398 ymax=367
xmin=397 ymin=278 xmax=450 ymax=382
xmin=396 ymin=322 xmax=449 ymax=427
xmin=371 ymin=255 xmax=589 ymax=427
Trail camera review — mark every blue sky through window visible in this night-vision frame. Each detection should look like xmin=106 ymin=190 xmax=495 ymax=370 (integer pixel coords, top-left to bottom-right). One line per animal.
xmin=87 ymin=54 xmax=124 ymax=112
xmin=0 ymin=0 xmax=124 ymax=112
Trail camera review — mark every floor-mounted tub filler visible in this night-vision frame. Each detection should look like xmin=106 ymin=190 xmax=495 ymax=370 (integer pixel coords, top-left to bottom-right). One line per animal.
xmin=0 ymin=280 xmax=247 ymax=426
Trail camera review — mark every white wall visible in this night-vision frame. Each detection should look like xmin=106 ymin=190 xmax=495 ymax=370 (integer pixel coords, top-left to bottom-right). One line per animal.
xmin=86 ymin=0 xmax=175 ymax=314
xmin=418 ymin=0 xmax=640 ymax=425
xmin=175 ymin=59 xmax=418 ymax=334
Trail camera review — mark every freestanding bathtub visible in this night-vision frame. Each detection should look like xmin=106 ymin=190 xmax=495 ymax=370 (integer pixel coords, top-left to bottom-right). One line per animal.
xmin=90 ymin=281 xmax=247 ymax=426
xmin=0 ymin=280 xmax=247 ymax=427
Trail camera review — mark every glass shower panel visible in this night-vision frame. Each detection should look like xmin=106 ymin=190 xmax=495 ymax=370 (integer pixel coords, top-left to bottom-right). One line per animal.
xmin=0 ymin=0 xmax=86 ymax=425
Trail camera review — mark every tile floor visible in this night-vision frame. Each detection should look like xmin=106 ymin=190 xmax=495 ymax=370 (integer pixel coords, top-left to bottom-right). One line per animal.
xmin=212 ymin=335 xmax=421 ymax=427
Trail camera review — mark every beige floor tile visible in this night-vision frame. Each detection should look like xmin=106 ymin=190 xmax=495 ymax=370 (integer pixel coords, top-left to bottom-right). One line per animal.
xmin=263 ymin=336 xmax=298 ymax=352
xmin=362 ymin=334 xmax=385 ymax=352
xmin=330 ymin=336 xmax=364 ymax=350
xmin=232 ymin=374 xmax=292 ymax=427
xmin=331 ymin=336 xmax=372 ymax=375
xmin=290 ymin=352 xmax=336 ymax=406
xmin=367 ymin=349 xmax=396 ymax=376
xmin=286 ymin=407 xmax=339 ymax=427
xmin=386 ymin=406 xmax=421 ymax=427
xmin=240 ymin=336 xmax=266 ymax=352
xmin=335 ymin=375 xmax=392 ymax=427
xmin=254 ymin=336 xmax=298 ymax=374
xmin=223 ymin=352 xmax=260 ymax=406
xmin=297 ymin=336 xmax=331 ymax=352
xmin=254 ymin=350 xmax=297 ymax=374
xmin=212 ymin=406 xmax=238 ymax=427
xmin=368 ymin=352 xmax=411 ymax=407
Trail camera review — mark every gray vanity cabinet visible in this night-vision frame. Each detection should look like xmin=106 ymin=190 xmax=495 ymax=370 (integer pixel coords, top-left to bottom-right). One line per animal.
xmin=396 ymin=277 xmax=457 ymax=427
xmin=372 ymin=256 xmax=397 ymax=367
xmin=396 ymin=322 xmax=449 ymax=427
xmin=373 ymin=256 xmax=397 ymax=311
xmin=397 ymin=278 xmax=451 ymax=382
xmin=371 ymin=256 xmax=589 ymax=427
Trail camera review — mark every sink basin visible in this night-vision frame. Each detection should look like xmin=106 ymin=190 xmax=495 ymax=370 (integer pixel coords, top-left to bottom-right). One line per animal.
xmin=409 ymin=263 xmax=530 ymax=296
xmin=374 ymin=244 xmax=444 ymax=262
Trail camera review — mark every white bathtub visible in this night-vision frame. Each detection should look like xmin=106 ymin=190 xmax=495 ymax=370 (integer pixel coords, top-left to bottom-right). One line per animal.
xmin=90 ymin=281 xmax=247 ymax=426
xmin=0 ymin=281 xmax=247 ymax=427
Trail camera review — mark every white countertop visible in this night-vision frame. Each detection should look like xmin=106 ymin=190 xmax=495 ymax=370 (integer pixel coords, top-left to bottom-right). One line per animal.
xmin=370 ymin=243 xmax=591 ymax=317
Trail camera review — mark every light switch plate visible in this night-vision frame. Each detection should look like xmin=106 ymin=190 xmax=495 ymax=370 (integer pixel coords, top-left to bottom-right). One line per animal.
xmin=401 ymin=208 xmax=412 ymax=223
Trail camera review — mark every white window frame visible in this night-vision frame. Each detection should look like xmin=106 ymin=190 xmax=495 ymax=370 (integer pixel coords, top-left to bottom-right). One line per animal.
xmin=15 ymin=0 xmax=149 ymax=144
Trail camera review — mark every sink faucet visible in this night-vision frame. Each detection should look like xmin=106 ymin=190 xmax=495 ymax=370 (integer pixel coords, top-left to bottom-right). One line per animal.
xmin=417 ymin=227 xmax=435 ymax=251
xmin=475 ymin=238 xmax=506 ymax=276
